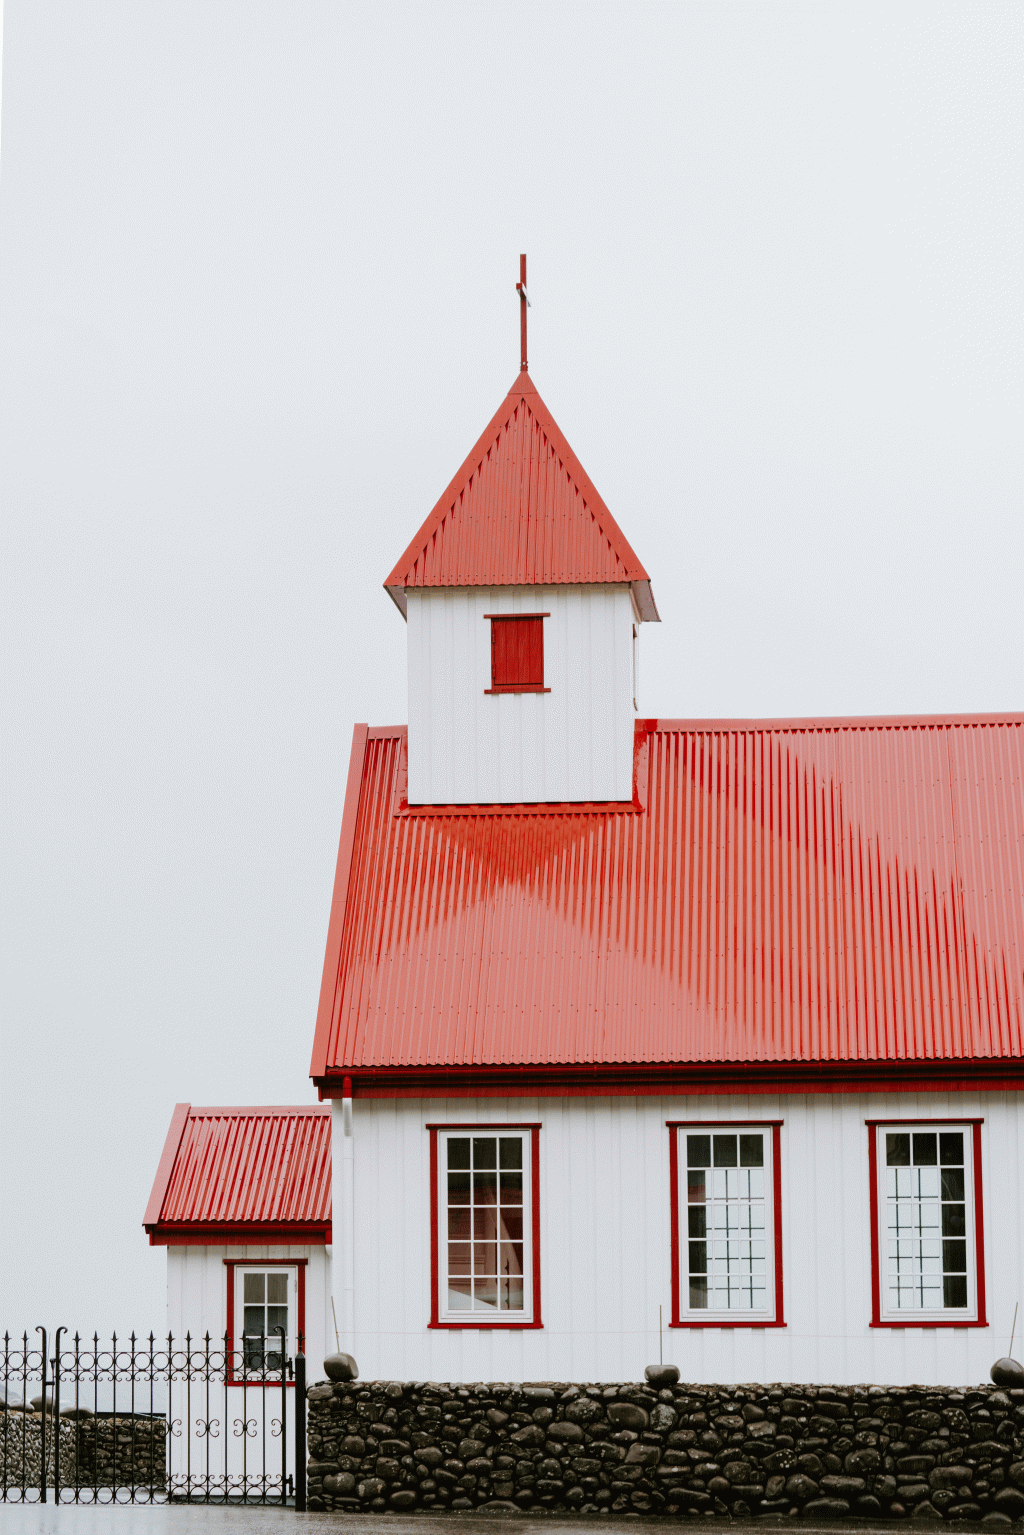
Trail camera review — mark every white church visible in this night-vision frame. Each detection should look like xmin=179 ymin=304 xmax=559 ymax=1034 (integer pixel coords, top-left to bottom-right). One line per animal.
xmin=146 ymin=266 xmax=1024 ymax=1390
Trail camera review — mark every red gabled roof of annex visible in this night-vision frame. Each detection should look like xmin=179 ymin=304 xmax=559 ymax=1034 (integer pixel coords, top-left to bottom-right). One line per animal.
xmin=144 ymin=1105 xmax=331 ymax=1245
xmin=384 ymin=373 xmax=659 ymax=621
xmin=310 ymin=715 xmax=1024 ymax=1097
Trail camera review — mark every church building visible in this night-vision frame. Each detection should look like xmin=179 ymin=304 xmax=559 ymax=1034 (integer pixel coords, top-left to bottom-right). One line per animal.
xmin=150 ymin=262 xmax=1024 ymax=1389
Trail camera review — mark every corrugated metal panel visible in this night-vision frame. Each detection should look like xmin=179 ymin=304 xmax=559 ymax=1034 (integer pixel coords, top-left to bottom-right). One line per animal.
xmin=155 ymin=1108 xmax=332 ymax=1231
xmin=320 ymin=719 xmax=1024 ymax=1071
xmin=384 ymin=375 xmax=658 ymax=621
xmin=346 ymin=1092 xmax=1024 ymax=1385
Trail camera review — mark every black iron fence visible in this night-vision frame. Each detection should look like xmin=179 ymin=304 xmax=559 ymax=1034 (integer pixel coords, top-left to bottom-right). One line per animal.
xmin=0 ymin=1327 xmax=307 ymax=1506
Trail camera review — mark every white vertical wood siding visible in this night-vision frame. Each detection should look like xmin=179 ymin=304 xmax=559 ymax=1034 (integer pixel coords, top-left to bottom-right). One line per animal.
xmin=165 ymin=1243 xmax=332 ymax=1369
xmin=332 ymin=1092 xmax=1023 ymax=1386
xmin=406 ymin=585 xmax=637 ymax=804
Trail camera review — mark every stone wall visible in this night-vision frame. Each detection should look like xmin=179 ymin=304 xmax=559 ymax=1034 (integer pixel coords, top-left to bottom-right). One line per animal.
xmin=73 ymin=1416 xmax=166 ymax=1490
xmin=0 ymin=1414 xmax=77 ymax=1491
xmin=306 ymin=1379 xmax=1024 ymax=1520
xmin=0 ymin=1412 xmax=165 ymax=1493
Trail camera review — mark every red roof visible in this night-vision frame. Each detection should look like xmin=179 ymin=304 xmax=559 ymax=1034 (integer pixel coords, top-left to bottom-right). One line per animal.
xmin=311 ymin=717 xmax=1024 ymax=1098
xmin=144 ymin=1105 xmax=331 ymax=1245
xmin=384 ymin=373 xmax=659 ymax=622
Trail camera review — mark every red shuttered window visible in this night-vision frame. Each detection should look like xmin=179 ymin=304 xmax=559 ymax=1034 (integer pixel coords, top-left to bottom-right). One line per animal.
xmin=485 ymin=614 xmax=551 ymax=694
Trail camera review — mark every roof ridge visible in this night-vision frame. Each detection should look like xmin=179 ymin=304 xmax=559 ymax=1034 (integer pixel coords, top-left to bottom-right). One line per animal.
xmin=186 ymin=1104 xmax=330 ymax=1116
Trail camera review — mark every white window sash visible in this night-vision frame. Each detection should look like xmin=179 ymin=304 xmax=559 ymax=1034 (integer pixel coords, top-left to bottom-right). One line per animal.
xmin=678 ymin=1126 xmax=776 ymax=1323
xmin=876 ymin=1124 xmax=978 ymax=1324
xmin=437 ymin=1129 xmax=533 ymax=1324
xmin=234 ymin=1266 xmax=298 ymax=1366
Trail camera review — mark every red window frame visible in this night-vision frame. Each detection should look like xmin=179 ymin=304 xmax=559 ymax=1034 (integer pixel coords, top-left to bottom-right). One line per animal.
xmin=427 ymin=1122 xmax=542 ymax=1329
xmin=866 ymin=1118 xmax=987 ymax=1329
xmin=223 ymin=1257 xmax=306 ymax=1384
xmin=667 ymin=1120 xmax=786 ymax=1329
xmin=484 ymin=614 xmax=551 ymax=695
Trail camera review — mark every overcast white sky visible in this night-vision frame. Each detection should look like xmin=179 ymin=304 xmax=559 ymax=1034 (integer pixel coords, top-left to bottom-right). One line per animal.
xmin=1 ymin=3 xmax=1021 ymax=1339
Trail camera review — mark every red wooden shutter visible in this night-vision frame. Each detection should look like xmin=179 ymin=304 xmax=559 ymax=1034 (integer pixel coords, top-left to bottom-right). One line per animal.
xmin=486 ymin=616 xmax=550 ymax=693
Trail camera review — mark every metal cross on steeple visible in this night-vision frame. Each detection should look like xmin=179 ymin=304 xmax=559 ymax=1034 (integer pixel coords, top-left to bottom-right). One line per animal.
xmin=516 ymin=253 xmax=531 ymax=372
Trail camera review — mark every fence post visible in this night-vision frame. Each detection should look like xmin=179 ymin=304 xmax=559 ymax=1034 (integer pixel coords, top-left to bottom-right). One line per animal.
xmin=52 ymin=1327 xmax=65 ymax=1503
xmin=277 ymin=1327 xmax=287 ymax=1507
xmin=36 ymin=1328 xmax=48 ymax=1504
xmin=294 ymin=1343 xmax=306 ymax=1512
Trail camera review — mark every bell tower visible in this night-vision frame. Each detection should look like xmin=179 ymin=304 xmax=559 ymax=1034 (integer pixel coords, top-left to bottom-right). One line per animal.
xmin=383 ymin=259 xmax=659 ymax=805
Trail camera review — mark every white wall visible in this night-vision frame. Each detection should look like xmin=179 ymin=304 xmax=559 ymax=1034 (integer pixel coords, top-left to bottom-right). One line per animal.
xmin=332 ymin=1091 xmax=1024 ymax=1386
xmin=406 ymin=585 xmax=637 ymax=804
xmin=163 ymin=1244 xmax=331 ymax=1489
xmin=165 ymin=1242 xmax=332 ymax=1369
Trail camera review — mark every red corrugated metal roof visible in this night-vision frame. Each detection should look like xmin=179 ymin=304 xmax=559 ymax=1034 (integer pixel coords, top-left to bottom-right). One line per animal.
xmin=384 ymin=373 xmax=659 ymax=622
xmin=310 ymin=717 xmax=1024 ymax=1093
xmin=144 ymin=1105 xmax=331 ymax=1244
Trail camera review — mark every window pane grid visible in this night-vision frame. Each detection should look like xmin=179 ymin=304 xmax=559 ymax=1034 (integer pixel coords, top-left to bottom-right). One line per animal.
xmin=445 ymin=1135 xmax=525 ymax=1314
xmin=240 ymin=1270 xmax=289 ymax=1371
xmin=685 ymin=1131 xmax=768 ymax=1313
xmin=884 ymin=1129 xmax=968 ymax=1312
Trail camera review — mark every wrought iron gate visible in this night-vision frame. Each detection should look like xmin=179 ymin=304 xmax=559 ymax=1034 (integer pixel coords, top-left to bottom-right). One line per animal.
xmin=1 ymin=1327 xmax=307 ymax=1506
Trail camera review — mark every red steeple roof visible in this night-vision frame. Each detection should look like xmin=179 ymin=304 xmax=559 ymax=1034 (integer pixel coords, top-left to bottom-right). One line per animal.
xmin=384 ymin=372 xmax=659 ymax=621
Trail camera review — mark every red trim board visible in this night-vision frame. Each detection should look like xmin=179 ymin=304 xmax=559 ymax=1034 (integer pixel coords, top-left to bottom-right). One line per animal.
xmin=428 ymin=1124 xmax=542 ymax=1330
xmin=316 ymin=1060 xmax=1024 ymax=1100
xmin=667 ymin=1122 xmax=785 ymax=1329
xmin=866 ymin=1120 xmax=987 ymax=1330
xmin=309 ymin=724 xmax=370 ymax=1080
xmin=223 ymin=1258 xmax=306 ymax=1385
xmin=152 ymin=1223 xmax=330 ymax=1247
xmin=143 ymin=1102 xmax=190 ymax=1231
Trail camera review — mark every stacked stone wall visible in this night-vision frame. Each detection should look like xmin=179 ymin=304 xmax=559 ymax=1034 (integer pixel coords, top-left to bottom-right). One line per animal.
xmin=73 ymin=1416 xmax=166 ymax=1489
xmin=0 ymin=1415 xmax=77 ymax=1490
xmin=306 ymin=1379 xmax=1024 ymax=1521
xmin=0 ymin=1412 xmax=165 ymax=1493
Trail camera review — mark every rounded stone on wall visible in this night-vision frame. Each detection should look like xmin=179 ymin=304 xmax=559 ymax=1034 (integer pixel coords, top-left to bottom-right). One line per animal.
xmin=644 ymin=1365 xmax=679 ymax=1386
xmin=324 ymin=1352 xmax=358 ymax=1382
xmin=990 ymin=1357 xmax=1024 ymax=1388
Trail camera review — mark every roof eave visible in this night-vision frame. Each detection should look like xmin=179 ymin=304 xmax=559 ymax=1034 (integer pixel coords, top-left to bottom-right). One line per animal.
xmin=388 ymin=577 xmax=659 ymax=623
xmin=632 ymin=579 xmax=660 ymax=623
xmin=313 ymin=1058 xmax=1024 ymax=1099
xmin=147 ymin=1221 xmax=332 ymax=1247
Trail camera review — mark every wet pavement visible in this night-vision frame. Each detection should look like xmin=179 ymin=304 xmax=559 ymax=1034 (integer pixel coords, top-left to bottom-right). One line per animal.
xmin=0 ymin=1509 xmax=1010 ymax=1535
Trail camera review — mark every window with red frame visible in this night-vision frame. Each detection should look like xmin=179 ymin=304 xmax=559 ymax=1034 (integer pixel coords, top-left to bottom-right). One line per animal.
xmin=868 ymin=1121 xmax=986 ymax=1327
xmin=485 ymin=614 xmax=550 ymax=695
xmin=669 ymin=1122 xmax=784 ymax=1327
xmin=234 ymin=1264 xmax=297 ymax=1375
xmin=429 ymin=1125 xmax=541 ymax=1328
